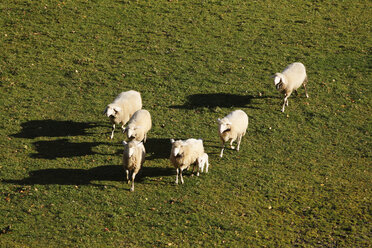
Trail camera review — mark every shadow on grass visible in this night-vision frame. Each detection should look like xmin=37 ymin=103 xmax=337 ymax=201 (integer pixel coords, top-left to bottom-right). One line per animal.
xmin=12 ymin=120 xmax=104 ymax=139
xmin=30 ymin=139 xmax=107 ymax=159
xmin=145 ymin=138 xmax=172 ymax=160
xmin=3 ymin=165 xmax=174 ymax=186
xmin=170 ymin=93 xmax=270 ymax=109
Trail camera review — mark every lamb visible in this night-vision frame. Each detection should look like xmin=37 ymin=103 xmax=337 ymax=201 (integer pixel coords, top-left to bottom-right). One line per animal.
xmin=197 ymin=153 xmax=209 ymax=174
xmin=122 ymin=140 xmax=146 ymax=192
xmin=273 ymin=62 xmax=309 ymax=112
xmin=103 ymin=90 xmax=142 ymax=139
xmin=169 ymin=138 xmax=205 ymax=184
xmin=123 ymin=109 xmax=152 ymax=143
xmin=218 ymin=110 xmax=249 ymax=158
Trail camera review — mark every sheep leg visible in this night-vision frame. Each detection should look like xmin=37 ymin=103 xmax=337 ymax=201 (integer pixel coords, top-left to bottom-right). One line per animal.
xmin=281 ymin=99 xmax=286 ymax=112
xmin=236 ymin=135 xmax=242 ymax=151
xmin=230 ymin=139 xmax=235 ymax=150
xmin=180 ymin=170 xmax=185 ymax=184
xmin=144 ymin=134 xmax=147 ymax=143
xmin=125 ymin=169 xmax=130 ymax=184
xmin=205 ymin=160 xmax=209 ymax=173
xmin=110 ymin=124 xmax=116 ymax=139
xmin=220 ymin=141 xmax=225 ymax=158
xmin=130 ymin=172 xmax=136 ymax=192
xmin=198 ymin=158 xmax=204 ymax=173
xmin=120 ymin=125 xmax=126 ymax=137
xmin=303 ymin=83 xmax=309 ymax=98
xmin=175 ymin=168 xmax=179 ymax=185
xmin=190 ymin=165 xmax=195 ymax=176
xmin=179 ymin=168 xmax=185 ymax=184
xmin=282 ymin=93 xmax=290 ymax=112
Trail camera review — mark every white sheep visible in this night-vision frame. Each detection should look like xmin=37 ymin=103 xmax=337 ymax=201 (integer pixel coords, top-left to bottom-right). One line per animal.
xmin=197 ymin=153 xmax=209 ymax=174
xmin=169 ymin=138 xmax=205 ymax=184
xmin=218 ymin=110 xmax=249 ymax=158
xmin=122 ymin=140 xmax=146 ymax=192
xmin=273 ymin=62 xmax=309 ymax=112
xmin=123 ymin=109 xmax=152 ymax=143
xmin=103 ymin=90 xmax=142 ymax=139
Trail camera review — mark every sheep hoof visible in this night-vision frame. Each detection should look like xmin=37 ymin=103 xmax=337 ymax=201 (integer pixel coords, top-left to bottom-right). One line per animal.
xmin=130 ymin=187 xmax=134 ymax=192
xmin=231 ymin=146 xmax=235 ymax=149
xmin=196 ymin=172 xmax=200 ymax=177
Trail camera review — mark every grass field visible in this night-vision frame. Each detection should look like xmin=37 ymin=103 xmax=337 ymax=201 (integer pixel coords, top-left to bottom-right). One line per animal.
xmin=1 ymin=0 xmax=371 ymax=247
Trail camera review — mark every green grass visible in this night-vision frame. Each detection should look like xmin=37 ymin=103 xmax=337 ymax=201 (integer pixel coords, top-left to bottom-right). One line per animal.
xmin=1 ymin=0 xmax=371 ymax=247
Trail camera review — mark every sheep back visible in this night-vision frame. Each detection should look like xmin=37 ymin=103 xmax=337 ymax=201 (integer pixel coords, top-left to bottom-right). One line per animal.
xmin=219 ymin=110 xmax=248 ymax=141
xmin=281 ymin=62 xmax=307 ymax=91
xmin=170 ymin=139 xmax=204 ymax=170
xmin=108 ymin=90 xmax=142 ymax=125
xmin=126 ymin=109 xmax=152 ymax=141
xmin=123 ymin=141 xmax=145 ymax=174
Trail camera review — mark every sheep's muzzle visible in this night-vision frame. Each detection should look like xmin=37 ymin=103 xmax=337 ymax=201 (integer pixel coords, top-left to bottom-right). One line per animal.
xmin=276 ymin=82 xmax=283 ymax=91
xmin=222 ymin=128 xmax=231 ymax=133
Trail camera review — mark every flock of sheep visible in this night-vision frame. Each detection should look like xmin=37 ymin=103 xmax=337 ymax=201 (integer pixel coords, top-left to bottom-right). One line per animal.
xmin=103 ymin=62 xmax=309 ymax=191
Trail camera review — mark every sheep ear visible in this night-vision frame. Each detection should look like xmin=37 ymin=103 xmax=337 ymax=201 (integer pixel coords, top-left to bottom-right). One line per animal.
xmin=122 ymin=127 xmax=127 ymax=134
xmin=170 ymin=139 xmax=175 ymax=144
xmin=113 ymin=106 xmax=121 ymax=113
xmin=122 ymin=141 xmax=127 ymax=146
xmin=217 ymin=118 xmax=221 ymax=123
xmin=103 ymin=106 xmax=108 ymax=115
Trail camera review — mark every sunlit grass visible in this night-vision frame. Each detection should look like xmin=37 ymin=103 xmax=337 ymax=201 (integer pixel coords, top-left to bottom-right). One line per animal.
xmin=0 ymin=0 xmax=370 ymax=247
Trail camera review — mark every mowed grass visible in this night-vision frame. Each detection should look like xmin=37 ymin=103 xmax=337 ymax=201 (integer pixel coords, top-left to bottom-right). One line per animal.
xmin=0 ymin=0 xmax=371 ymax=247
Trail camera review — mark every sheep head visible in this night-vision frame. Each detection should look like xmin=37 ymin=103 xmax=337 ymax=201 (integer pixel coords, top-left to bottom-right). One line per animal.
xmin=273 ymin=73 xmax=286 ymax=90
xmin=125 ymin=124 xmax=142 ymax=140
xmin=217 ymin=118 xmax=232 ymax=134
xmin=122 ymin=140 xmax=143 ymax=158
xmin=170 ymin=140 xmax=184 ymax=158
xmin=104 ymin=104 xmax=122 ymax=118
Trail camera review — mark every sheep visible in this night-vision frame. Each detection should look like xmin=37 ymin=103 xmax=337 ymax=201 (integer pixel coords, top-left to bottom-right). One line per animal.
xmin=103 ymin=90 xmax=142 ymax=139
xmin=123 ymin=109 xmax=152 ymax=143
xmin=169 ymin=138 xmax=205 ymax=184
xmin=197 ymin=153 xmax=209 ymax=174
xmin=218 ymin=110 xmax=249 ymax=158
xmin=122 ymin=140 xmax=146 ymax=192
xmin=273 ymin=62 xmax=309 ymax=112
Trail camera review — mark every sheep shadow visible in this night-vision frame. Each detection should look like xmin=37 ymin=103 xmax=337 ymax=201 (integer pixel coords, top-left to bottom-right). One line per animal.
xmin=2 ymin=165 xmax=174 ymax=186
xmin=12 ymin=120 xmax=103 ymax=139
xmin=145 ymin=138 xmax=172 ymax=160
xmin=170 ymin=93 xmax=270 ymax=109
xmin=30 ymin=139 xmax=107 ymax=159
